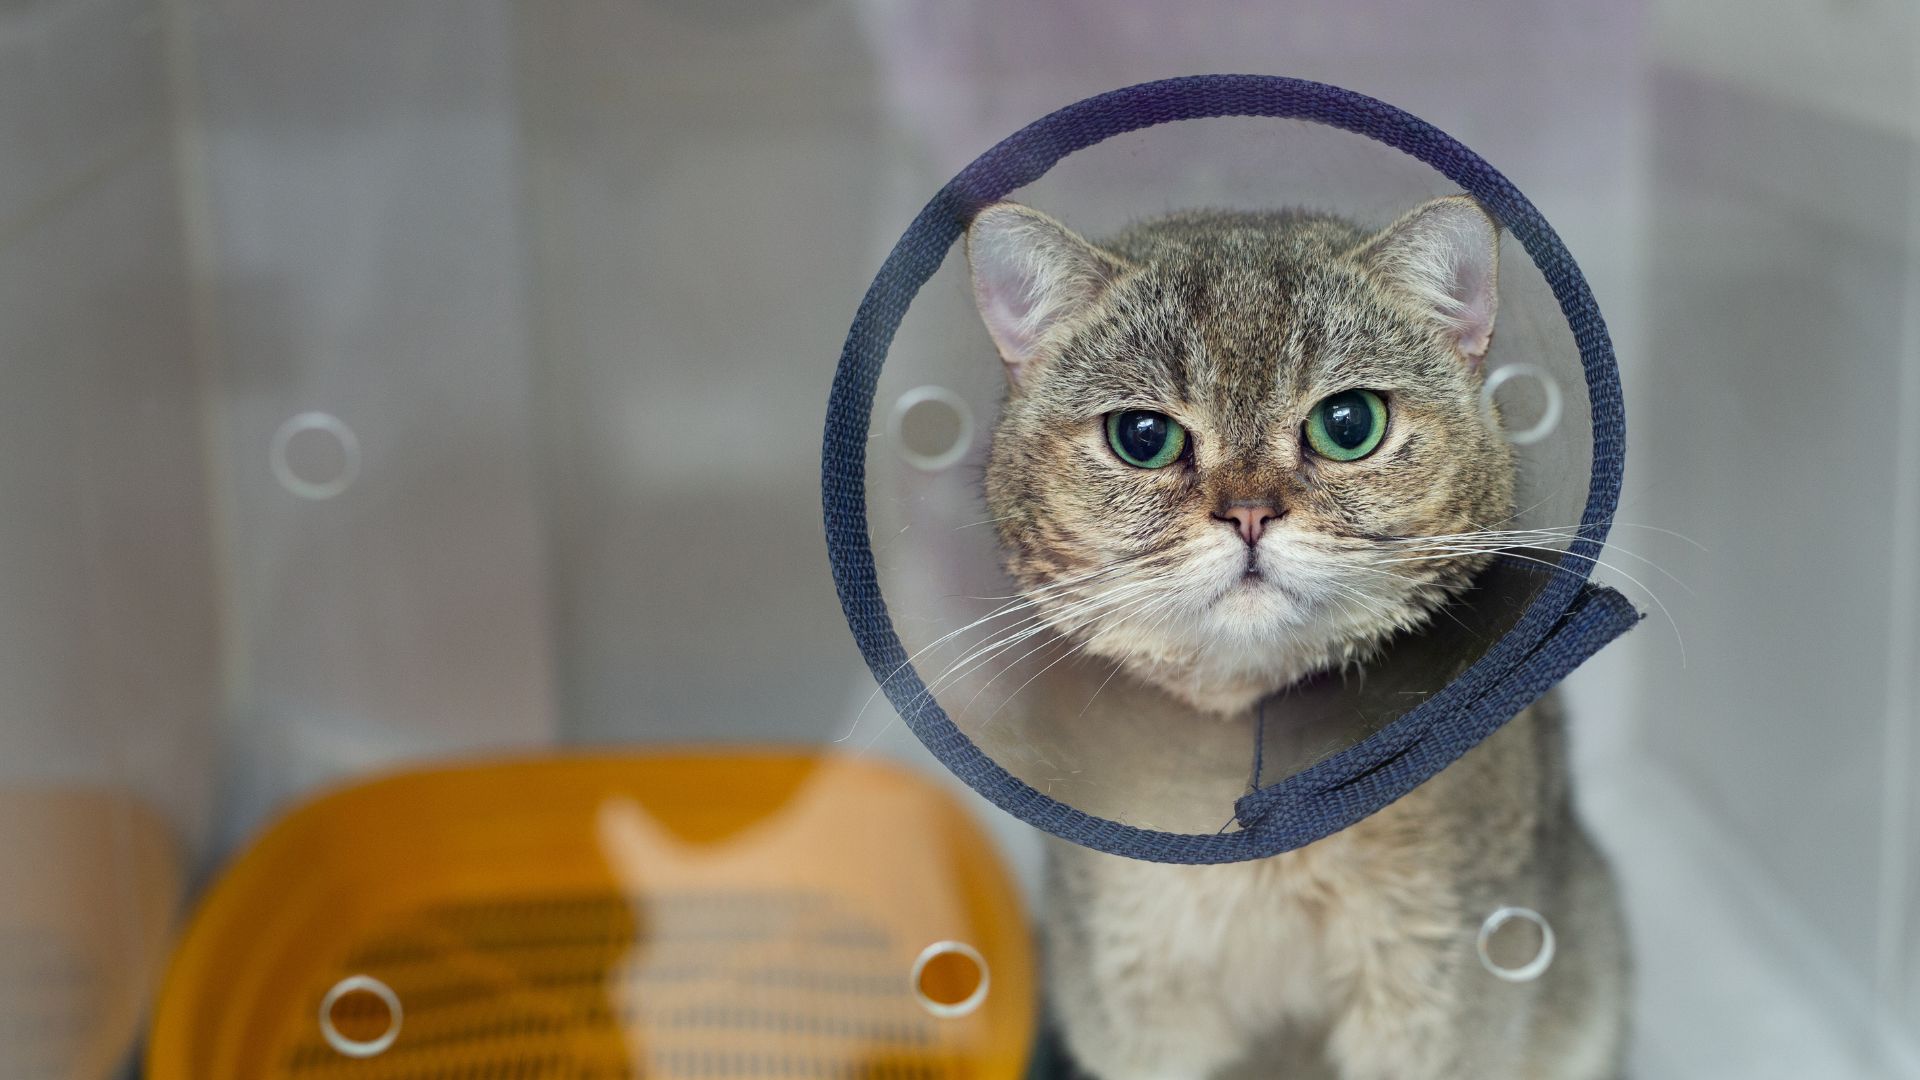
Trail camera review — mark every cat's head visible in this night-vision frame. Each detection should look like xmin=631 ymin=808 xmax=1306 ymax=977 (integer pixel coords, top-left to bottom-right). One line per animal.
xmin=966 ymin=197 xmax=1515 ymax=715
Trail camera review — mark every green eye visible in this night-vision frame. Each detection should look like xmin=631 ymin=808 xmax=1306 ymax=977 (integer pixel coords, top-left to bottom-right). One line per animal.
xmin=1106 ymin=410 xmax=1187 ymax=469
xmin=1305 ymin=389 xmax=1389 ymax=461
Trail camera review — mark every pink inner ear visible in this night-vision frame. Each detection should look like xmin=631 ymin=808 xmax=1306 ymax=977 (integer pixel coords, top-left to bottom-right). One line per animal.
xmin=969 ymin=218 xmax=1056 ymax=382
xmin=1357 ymin=197 xmax=1500 ymax=370
xmin=968 ymin=205 xmax=1121 ymax=384
xmin=1419 ymin=210 xmax=1499 ymax=366
xmin=1453 ymin=259 xmax=1497 ymax=363
xmin=976 ymin=276 xmax=1046 ymax=378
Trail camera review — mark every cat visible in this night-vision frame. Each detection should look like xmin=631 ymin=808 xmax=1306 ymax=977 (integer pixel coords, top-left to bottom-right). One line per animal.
xmin=963 ymin=196 xmax=1628 ymax=1079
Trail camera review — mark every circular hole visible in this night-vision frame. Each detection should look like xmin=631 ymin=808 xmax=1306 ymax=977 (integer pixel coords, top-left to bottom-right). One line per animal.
xmin=910 ymin=941 xmax=988 ymax=1018
xmin=319 ymin=975 xmax=402 ymax=1057
xmin=888 ymin=386 xmax=974 ymax=472
xmin=1476 ymin=906 xmax=1555 ymax=983
xmin=270 ymin=412 xmax=362 ymax=499
xmin=1478 ymin=364 xmax=1564 ymax=447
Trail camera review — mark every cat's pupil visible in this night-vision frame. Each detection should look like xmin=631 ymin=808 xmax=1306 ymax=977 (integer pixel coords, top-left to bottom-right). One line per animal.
xmin=1321 ymin=391 xmax=1374 ymax=450
xmin=1116 ymin=411 xmax=1169 ymax=462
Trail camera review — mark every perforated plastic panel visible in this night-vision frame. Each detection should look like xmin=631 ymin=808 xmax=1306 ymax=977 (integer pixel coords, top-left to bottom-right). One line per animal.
xmin=279 ymin=891 xmax=952 ymax=1079
xmin=148 ymin=754 xmax=1033 ymax=1080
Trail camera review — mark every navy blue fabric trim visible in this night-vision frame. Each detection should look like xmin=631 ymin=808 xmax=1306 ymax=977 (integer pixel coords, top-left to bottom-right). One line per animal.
xmin=1231 ymin=582 xmax=1641 ymax=845
xmin=821 ymin=75 xmax=1634 ymax=864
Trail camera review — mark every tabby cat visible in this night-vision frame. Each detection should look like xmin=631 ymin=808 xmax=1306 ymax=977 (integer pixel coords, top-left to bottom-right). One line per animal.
xmin=965 ymin=196 xmax=1627 ymax=1079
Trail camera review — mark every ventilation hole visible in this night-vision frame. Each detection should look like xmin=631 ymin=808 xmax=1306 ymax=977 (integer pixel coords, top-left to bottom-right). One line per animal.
xmin=270 ymin=411 xmax=361 ymax=499
xmin=319 ymin=975 xmax=402 ymax=1057
xmin=1479 ymin=364 xmax=1564 ymax=446
xmin=293 ymin=892 xmax=949 ymax=1075
xmin=887 ymin=386 xmax=974 ymax=472
xmin=1476 ymin=906 xmax=1555 ymax=982
xmin=910 ymin=941 xmax=987 ymax=1019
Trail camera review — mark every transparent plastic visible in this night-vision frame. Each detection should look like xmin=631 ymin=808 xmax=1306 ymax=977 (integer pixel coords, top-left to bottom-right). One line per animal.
xmin=847 ymin=116 xmax=1593 ymax=835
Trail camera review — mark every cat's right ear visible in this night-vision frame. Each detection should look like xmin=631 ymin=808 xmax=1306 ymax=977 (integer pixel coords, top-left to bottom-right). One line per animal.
xmin=966 ymin=203 xmax=1128 ymax=385
xmin=1348 ymin=195 xmax=1501 ymax=369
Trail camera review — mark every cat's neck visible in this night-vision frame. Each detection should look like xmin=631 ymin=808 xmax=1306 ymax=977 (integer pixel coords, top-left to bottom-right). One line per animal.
xmin=1086 ymin=627 xmax=1351 ymax=718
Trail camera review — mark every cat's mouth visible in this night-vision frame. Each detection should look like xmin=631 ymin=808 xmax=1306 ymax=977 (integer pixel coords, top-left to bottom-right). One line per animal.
xmin=1241 ymin=549 xmax=1271 ymax=583
xmin=1220 ymin=556 xmax=1299 ymax=605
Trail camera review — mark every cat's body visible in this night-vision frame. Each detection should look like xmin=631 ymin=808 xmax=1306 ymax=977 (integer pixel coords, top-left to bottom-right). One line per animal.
xmin=963 ymin=202 xmax=1627 ymax=1078
xmin=1043 ymin=694 xmax=1626 ymax=1080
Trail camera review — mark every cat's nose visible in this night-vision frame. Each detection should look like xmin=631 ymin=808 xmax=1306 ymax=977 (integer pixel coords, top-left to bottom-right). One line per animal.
xmin=1213 ymin=503 xmax=1281 ymax=546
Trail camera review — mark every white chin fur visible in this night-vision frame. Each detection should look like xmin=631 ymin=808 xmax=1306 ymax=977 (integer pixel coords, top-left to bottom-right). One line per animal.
xmin=1065 ymin=534 xmax=1411 ymax=714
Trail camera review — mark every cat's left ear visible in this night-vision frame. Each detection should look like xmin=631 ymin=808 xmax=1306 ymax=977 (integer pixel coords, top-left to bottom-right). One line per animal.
xmin=1349 ymin=195 xmax=1500 ymax=368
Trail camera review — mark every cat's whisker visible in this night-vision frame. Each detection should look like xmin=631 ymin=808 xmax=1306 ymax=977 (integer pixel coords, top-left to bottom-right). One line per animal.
xmin=952 ymin=514 xmax=1017 ymax=531
xmin=914 ymin=579 xmax=1166 ymax=709
xmin=836 ymin=592 xmax=1054 ymax=743
xmin=921 ymin=561 xmax=1157 ymax=668
xmin=1328 ymin=576 xmax=1464 ymax=641
xmin=1316 ymin=587 xmax=1375 ymax=631
xmin=1376 ymin=538 xmax=1693 ymax=597
xmin=1074 ymin=657 xmax=1132 ymax=721
xmin=977 ymin=590 xmax=1185 ymax=732
xmin=978 ymin=629 xmax=1114 ymax=733
xmin=953 ymin=558 xmax=1152 ymax=602
xmin=953 ymin=562 xmax=1127 ymax=602
xmin=1072 ymin=593 xmax=1189 ymax=720
xmin=836 ymin=561 xmax=1158 ymax=744
xmin=921 ymin=606 xmax=1119 ymax=708
xmin=1327 ymin=578 xmax=1420 ymax=627
xmin=1371 ymin=524 xmax=1696 ymax=599
xmin=1380 ymin=528 xmax=1584 ymax=547
xmin=1381 ymin=519 xmax=1706 ymax=554
xmin=946 ymin=587 xmax=1173 ymax=732
xmin=1591 ymin=520 xmax=1708 ymax=551
xmin=960 ymin=628 xmax=1093 ymax=731
xmin=854 ymin=600 xmax=1094 ymax=753
xmin=1323 ymin=560 xmax=1483 ymax=636
xmin=1311 ymin=575 xmax=1395 ymax=623
xmin=1469 ymin=518 xmax=1708 ymax=553
xmin=1373 ymin=543 xmax=1687 ymax=666
xmin=971 ymin=573 xmax=1167 ymax=649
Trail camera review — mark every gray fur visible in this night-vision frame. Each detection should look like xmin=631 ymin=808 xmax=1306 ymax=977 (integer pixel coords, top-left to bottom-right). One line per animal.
xmin=965 ymin=200 xmax=1627 ymax=1079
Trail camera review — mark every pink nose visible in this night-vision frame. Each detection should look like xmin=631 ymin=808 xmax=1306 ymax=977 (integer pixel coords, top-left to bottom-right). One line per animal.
xmin=1213 ymin=503 xmax=1281 ymax=546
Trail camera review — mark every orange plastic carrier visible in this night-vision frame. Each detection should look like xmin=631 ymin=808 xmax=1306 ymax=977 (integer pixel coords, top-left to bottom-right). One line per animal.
xmin=148 ymin=751 xmax=1035 ymax=1079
